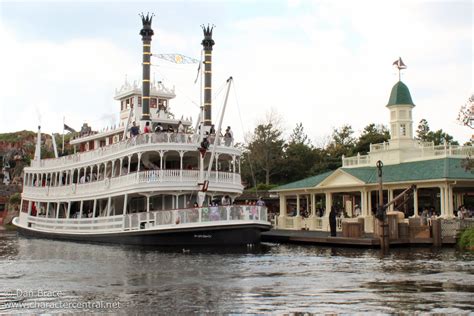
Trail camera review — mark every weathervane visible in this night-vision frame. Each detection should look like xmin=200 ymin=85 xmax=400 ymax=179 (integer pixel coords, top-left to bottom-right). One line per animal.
xmin=392 ymin=57 xmax=407 ymax=81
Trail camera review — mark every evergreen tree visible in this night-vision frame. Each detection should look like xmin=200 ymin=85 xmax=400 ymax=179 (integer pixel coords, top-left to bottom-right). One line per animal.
xmin=426 ymin=129 xmax=458 ymax=145
xmin=246 ymin=122 xmax=285 ymax=185
xmin=282 ymin=123 xmax=317 ymax=183
xmin=325 ymin=125 xmax=356 ymax=169
xmin=416 ymin=119 xmax=430 ymax=141
xmin=355 ymin=123 xmax=390 ymax=154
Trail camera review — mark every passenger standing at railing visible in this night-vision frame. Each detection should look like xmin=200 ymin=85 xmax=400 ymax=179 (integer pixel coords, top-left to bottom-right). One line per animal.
xmin=250 ymin=201 xmax=258 ymax=220
xmin=178 ymin=121 xmax=185 ymax=142
xmin=130 ymin=122 xmax=140 ymax=145
xmin=154 ymin=122 xmax=164 ymax=132
xmin=224 ymin=126 xmax=233 ymax=146
xmin=210 ymin=202 xmax=220 ymax=221
xmin=221 ymin=195 xmax=231 ymax=206
xmin=144 ymin=121 xmax=151 ymax=133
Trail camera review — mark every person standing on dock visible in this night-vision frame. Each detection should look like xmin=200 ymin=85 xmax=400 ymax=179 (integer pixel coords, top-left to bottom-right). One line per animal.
xmin=329 ymin=206 xmax=337 ymax=237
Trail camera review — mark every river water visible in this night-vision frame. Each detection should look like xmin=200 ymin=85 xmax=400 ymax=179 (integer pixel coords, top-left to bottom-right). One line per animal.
xmin=0 ymin=231 xmax=472 ymax=314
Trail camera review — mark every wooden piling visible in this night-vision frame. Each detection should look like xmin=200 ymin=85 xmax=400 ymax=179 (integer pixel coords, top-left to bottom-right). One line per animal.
xmin=432 ymin=219 xmax=442 ymax=247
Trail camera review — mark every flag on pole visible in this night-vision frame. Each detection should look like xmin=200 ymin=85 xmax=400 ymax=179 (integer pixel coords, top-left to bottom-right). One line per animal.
xmin=194 ymin=61 xmax=202 ymax=84
xmin=63 ymin=123 xmax=76 ymax=133
xmin=392 ymin=57 xmax=407 ymax=70
xmin=152 ymin=54 xmax=200 ymax=64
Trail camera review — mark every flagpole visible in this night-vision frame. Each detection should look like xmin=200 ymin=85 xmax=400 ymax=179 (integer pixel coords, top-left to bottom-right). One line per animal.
xmin=62 ymin=116 xmax=65 ymax=155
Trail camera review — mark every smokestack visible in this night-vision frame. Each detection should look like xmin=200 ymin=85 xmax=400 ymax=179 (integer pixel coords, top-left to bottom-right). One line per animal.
xmin=139 ymin=13 xmax=154 ymax=121
xmin=201 ymin=24 xmax=215 ymax=126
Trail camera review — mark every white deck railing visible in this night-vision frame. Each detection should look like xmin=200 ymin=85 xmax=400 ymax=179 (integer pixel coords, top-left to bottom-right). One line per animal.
xmin=31 ymin=133 xmax=236 ymax=169
xmin=24 ymin=206 xmax=268 ymax=233
xmin=343 ymin=143 xmax=473 ymax=168
xmin=23 ymin=170 xmax=241 ymax=197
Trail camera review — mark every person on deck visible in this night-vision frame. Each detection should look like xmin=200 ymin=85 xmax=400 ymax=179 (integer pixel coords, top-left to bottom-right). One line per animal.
xmin=154 ymin=122 xmax=163 ymax=132
xmin=143 ymin=121 xmax=151 ymax=133
xmin=329 ymin=206 xmax=337 ymax=237
xmin=130 ymin=121 xmax=140 ymax=137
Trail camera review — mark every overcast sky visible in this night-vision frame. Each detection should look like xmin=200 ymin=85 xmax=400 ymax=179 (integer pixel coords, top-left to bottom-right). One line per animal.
xmin=0 ymin=0 xmax=472 ymax=145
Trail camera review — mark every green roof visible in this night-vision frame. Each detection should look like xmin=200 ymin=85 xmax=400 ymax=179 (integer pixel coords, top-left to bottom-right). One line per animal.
xmin=387 ymin=81 xmax=415 ymax=107
xmin=272 ymin=170 xmax=334 ymax=191
xmin=272 ymin=158 xmax=473 ymax=191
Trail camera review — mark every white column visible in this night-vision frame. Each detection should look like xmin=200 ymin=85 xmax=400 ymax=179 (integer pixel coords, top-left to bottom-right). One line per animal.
xmin=106 ymin=197 xmax=112 ymax=216
xmin=388 ymin=189 xmax=394 ymax=211
xmin=311 ymin=194 xmax=316 ymax=216
xmin=413 ymin=188 xmax=419 ymax=217
xmin=137 ymin=153 xmax=142 ymax=172
xmin=123 ymin=194 xmax=128 ymax=215
xmin=119 ymin=158 xmax=123 ymax=176
xmin=179 ymin=151 xmax=184 ymax=182
xmin=232 ymin=155 xmax=236 ymax=183
xmin=65 ymin=202 xmax=71 ymax=218
xmin=92 ymin=199 xmax=97 ymax=217
xmin=146 ymin=196 xmax=150 ymax=213
xmin=79 ymin=200 xmax=84 ymax=219
xmin=27 ymin=201 xmax=32 ymax=216
xmin=322 ymin=192 xmax=332 ymax=232
xmin=325 ymin=192 xmax=332 ymax=217
xmin=446 ymin=185 xmax=454 ymax=218
xmin=296 ymin=194 xmax=300 ymax=216
xmin=215 ymin=154 xmax=219 ymax=181
xmin=277 ymin=195 xmax=287 ymax=229
xmin=360 ymin=190 xmax=366 ymax=216
xmin=439 ymin=186 xmax=446 ymax=217
xmin=127 ymin=156 xmax=131 ymax=174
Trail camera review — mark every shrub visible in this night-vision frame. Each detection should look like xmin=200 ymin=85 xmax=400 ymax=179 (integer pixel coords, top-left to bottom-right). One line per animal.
xmin=458 ymin=228 xmax=474 ymax=251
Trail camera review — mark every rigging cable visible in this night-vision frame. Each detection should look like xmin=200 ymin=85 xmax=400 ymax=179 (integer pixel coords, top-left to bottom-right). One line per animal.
xmin=232 ymin=80 xmax=259 ymax=199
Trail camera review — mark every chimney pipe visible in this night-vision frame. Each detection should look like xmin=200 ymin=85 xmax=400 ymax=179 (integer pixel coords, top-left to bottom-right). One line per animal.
xmin=201 ymin=24 xmax=215 ymax=126
xmin=140 ymin=13 xmax=154 ymax=121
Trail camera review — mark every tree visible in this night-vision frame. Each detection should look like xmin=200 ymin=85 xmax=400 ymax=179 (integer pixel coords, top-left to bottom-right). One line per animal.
xmin=426 ymin=129 xmax=458 ymax=146
xmin=416 ymin=119 xmax=430 ymax=141
xmin=457 ymin=94 xmax=474 ymax=129
xmin=281 ymin=123 xmax=317 ymax=183
xmin=416 ymin=119 xmax=458 ymax=145
xmin=325 ymin=125 xmax=356 ymax=168
xmin=289 ymin=122 xmax=310 ymax=146
xmin=355 ymin=123 xmax=390 ymax=154
xmin=245 ymin=114 xmax=286 ymax=185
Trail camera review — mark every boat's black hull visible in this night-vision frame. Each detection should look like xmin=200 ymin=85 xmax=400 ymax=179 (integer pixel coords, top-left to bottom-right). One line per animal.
xmin=15 ymin=224 xmax=270 ymax=246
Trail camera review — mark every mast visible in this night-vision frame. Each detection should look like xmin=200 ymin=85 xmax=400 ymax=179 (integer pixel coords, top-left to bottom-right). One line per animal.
xmin=206 ymin=77 xmax=233 ymax=179
xmin=198 ymin=77 xmax=232 ymax=207
xmin=140 ymin=13 xmax=154 ymax=122
xmin=34 ymin=126 xmax=41 ymax=163
xmin=201 ymin=24 xmax=215 ymax=127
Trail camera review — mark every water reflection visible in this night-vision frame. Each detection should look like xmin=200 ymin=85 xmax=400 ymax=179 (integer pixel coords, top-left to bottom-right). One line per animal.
xmin=0 ymin=231 xmax=472 ymax=314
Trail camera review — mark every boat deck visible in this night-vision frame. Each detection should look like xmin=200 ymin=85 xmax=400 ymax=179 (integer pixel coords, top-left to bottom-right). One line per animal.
xmin=261 ymin=229 xmax=450 ymax=248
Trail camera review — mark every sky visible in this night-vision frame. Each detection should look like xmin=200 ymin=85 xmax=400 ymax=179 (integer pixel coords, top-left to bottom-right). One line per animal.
xmin=0 ymin=0 xmax=472 ymax=145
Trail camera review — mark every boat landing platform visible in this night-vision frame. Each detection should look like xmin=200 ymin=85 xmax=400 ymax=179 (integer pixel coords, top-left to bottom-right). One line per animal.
xmin=261 ymin=229 xmax=440 ymax=248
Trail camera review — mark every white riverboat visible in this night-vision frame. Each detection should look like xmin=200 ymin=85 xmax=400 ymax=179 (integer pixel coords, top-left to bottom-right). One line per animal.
xmin=13 ymin=14 xmax=271 ymax=246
